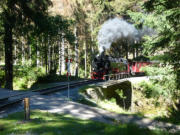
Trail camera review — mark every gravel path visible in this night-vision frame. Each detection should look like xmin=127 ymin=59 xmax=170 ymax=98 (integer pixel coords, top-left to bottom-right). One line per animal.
xmin=0 ymin=78 xmax=180 ymax=133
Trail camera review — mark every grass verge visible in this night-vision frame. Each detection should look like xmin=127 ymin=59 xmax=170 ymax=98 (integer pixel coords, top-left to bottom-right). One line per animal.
xmin=0 ymin=110 xmax=178 ymax=135
xmin=78 ymin=84 xmax=180 ymax=126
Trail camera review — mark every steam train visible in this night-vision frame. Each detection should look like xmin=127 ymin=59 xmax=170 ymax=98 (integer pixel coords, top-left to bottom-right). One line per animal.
xmin=91 ymin=53 xmax=152 ymax=80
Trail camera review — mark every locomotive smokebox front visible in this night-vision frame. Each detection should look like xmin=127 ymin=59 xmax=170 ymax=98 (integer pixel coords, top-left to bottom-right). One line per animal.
xmin=91 ymin=48 xmax=111 ymax=80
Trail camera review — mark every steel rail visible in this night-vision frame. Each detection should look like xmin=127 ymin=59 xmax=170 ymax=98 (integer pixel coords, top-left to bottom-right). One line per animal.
xmin=37 ymin=79 xmax=95 ymax=94
xmin=0 ymin=80 xmax=95 ymax=110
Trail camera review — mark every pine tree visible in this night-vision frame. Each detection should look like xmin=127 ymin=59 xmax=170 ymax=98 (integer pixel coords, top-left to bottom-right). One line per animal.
xmin=1 ymin=0 xmax=52 ymax=89
xmin=143 ymin=0 xmax=180 ymax=88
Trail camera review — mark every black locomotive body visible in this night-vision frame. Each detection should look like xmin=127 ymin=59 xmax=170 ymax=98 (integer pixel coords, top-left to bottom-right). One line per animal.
xmin=91 ymin=52 xmax=128 ymax=80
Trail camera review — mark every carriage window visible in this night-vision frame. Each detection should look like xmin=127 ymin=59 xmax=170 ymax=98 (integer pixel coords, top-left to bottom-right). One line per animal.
xmin=137 ymin=64 xmax=139 ymax=68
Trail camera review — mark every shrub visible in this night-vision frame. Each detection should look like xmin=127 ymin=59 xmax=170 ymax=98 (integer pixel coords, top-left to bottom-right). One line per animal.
xmin=36 ymin=74 xmax=81 ymax=84
xmin=13 ymin=65 xmax=45 ymax=90
xmin=138 ymin=81 xmax=164 ymax=99
xmin=140 ymin=65 xmax=179 ymax=106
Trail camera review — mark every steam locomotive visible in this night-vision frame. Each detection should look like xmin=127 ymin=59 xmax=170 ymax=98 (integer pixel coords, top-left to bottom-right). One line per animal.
xmin=91 ymin=52 xmax=152 ymax=80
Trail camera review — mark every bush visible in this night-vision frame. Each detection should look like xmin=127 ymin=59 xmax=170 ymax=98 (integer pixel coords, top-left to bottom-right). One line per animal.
xmin=36 ymin=74 xmax=82 ymax=84
xmin=138 ymin=81 xmax=164 ymax=98
xmin=13 ymin=65 xmax=45 ymax=90
xmin=140 ymin=65 xmax=179 ymax=106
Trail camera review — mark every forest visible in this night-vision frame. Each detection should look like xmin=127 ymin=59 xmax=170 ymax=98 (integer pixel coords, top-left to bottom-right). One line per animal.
xmin=0 ymin=0 xmax=179 ymax=97
xmin=0 ymin=0 xmax=180 ymax=134
xmin=0 ymin=0 xmax=178 ymax=104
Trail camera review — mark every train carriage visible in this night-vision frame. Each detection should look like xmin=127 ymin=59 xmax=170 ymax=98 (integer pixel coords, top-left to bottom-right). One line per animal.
xmin=128 ymin=61 xmax=152 ymax=76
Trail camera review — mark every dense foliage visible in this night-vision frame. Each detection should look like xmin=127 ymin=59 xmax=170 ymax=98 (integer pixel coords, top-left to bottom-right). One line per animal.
xmin=129 ymin=0 xmax=180 ymax=86
xmin=141 ymin=66 xmax=177 ymax=100
xmin=127 ymin=0 xmax=180 ymax=112
xmin=0 ymin=0 xmax=145 ymax=89
xmin=0 ymin=0 xmax=179 ymax=110
xmin=0 ymin=0 xmax=179 ymax=130
xmin=0 ymin=0 xmax=75 ymax=89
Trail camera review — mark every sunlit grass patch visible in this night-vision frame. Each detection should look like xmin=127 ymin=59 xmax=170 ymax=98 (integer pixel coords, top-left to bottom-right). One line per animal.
xmin=98 ymin=99 xmax=131 ymax=114
xmin=155 ymin=107 xmax=180 ymax=126
xmin=0 ymin=110 xmax=178 ymax=135
xmin=79 ymin=84 xmax=132 ymax=114
xmin=78 ymin=83 xmax=179 ymax=126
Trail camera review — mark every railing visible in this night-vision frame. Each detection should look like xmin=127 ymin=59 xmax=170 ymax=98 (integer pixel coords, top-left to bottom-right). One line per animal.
xmin=103 ymin=72 xmax=130 ymax=81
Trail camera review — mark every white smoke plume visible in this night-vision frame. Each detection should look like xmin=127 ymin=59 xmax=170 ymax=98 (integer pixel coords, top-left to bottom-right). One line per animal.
xmin=140 ymin=26 xmax=155 ymax=37
xmin=98 ymin=18 xmax=139 ymax=53
xmin=98 ymin=17 xmax=154 ymax=53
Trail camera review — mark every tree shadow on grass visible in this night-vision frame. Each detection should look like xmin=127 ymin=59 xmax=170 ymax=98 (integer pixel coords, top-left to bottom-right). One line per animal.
xmin=0 ymin=111 xmax=179 ymax=135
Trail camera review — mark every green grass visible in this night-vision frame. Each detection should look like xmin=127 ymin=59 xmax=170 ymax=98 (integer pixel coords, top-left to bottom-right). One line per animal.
xmin=29 ymin=75 xmax=83 ymax=91
xmin=78 ymin=84 xmax=180 ymax=127
xmin=79 ymin=85 xmax=132 ymax=114
xmin=155 ymin=108 xmax=180 ymax=125
xmin=0 ymin=110 xmax=178 ymax=135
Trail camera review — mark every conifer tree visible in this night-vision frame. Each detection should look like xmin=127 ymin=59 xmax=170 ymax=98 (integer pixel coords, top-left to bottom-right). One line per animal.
xmin=1 ymin=0 xmax=52 ymax=89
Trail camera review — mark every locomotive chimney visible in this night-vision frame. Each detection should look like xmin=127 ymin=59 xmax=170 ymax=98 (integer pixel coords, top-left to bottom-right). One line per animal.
xmin=100 ymin=46 xmax=106 ymax=60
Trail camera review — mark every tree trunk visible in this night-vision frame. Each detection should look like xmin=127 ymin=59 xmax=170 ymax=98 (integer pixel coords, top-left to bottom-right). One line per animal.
xmin=133 ymin=48 xmax=135 ymax=59
xmin=74 ymin=27 xmax=79 ymax=77
xmin=21 ymin=44 xmax=25 ymax=65
xmin=41 ymin=41 xmax=43 ymax=67
xmin=14 ymin=44 xmax=17 ymax=65
xmin=52 ymin=43 xmax=55 ymax=71
xmin=4 ymin=17 xmax=13 ymax=90
xmin=29 ymin=44 xmax=32 ymax=65
xmin=90 ymin=22 xmax=94 ymax=74
xmin=0 ymin=43 xmax=3 ymax=65
xmin=45 ymin=42 xmax=48 ymax=75
xmin=36 ymin=42 xmax=40 ymax=67
xmin=84 ymin=41 xmax=87 ymax=78
xmin=136 ymin=48 xmax=139 ymax=57
xmin=22 ymin=40 xmax=25 ymax=65
xmin=48 ymin=36 xmax=51 ymax=73
xmin=58 ymin=36 xmax=61 ymax=75
xmin=126 ymin=42 xmax=129 ymax=60
xmin=61 ymin=34 xmax=65 ymax=73
xmin=48 ymin=44 xmax=51 ymax=72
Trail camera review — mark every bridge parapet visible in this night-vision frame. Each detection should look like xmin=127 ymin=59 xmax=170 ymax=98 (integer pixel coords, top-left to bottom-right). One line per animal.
xmin=81 ymin=80 xmax=132 ymax=110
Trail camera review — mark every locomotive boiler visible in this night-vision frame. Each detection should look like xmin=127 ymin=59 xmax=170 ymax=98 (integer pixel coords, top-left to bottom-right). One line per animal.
xmin=91 ymin=51 xmax=128 ymax=80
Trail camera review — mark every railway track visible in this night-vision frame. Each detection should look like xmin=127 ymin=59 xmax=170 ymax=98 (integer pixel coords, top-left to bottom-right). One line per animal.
xmin=0 ymin=79 xmax=96 ymax=110
xmin=32 ymin=79 xmax=95 ymax=94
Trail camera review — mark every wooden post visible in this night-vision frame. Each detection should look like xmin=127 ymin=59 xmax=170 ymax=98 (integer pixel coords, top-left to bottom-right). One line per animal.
xmin=24 ymin=98 xmax=30 ymax=121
